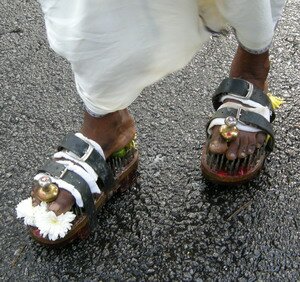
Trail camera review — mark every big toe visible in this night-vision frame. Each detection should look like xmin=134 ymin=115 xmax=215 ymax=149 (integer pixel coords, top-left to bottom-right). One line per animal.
xmin=48 ymin=189 xmax=75 ymax=215
xmin=208 ymin=126 xmax=228 ymax=154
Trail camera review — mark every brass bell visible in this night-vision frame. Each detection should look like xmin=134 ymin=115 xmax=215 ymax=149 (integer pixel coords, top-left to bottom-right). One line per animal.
xmin=35 ymin=176 xmax=59 ymax=202
xmin=219 ymin=116 xmax=239 ymax=142
xmin=112 ymin=134 xmax=137 ymax=158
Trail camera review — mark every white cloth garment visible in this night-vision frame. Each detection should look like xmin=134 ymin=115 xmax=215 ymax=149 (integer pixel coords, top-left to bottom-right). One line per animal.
xmin=213 ymin=0 xmax=286 ymax=53
xmin=39 ymin=0 xmax=286 ymax=115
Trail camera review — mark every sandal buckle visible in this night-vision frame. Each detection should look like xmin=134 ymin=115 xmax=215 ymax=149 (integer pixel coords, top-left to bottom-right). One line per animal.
xmin=81 ymin=145 xmax=94 ymax=162
xmin=245 ymin=81 xmax=254 ymax=99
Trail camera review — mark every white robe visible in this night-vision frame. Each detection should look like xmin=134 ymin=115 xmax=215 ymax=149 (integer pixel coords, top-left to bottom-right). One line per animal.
xmin=39 ymin=0 xmax=286 ymax=115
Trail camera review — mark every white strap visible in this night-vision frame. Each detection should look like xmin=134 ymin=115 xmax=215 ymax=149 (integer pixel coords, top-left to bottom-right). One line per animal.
xmin=219 ymin=102 xmax=270 ymax=121
xmin=208 ymin=95 xmax=271 ymax=135
xmin=220 ymin=94 xmax=259 ymax=107
xmin=34 ymin=133 xmax=105 ymax=208
xmin=220 ymin=94 xmax=272 ymax=116
xmin=56 ymin=160 xmax=101 ymax=195
xmin=53 ymin=151 xmax=98 ymax=180
xmin=208 ymin=118 xmax=261 ymax=134
xmin=75 ymin=132 xmax=105 ymax=159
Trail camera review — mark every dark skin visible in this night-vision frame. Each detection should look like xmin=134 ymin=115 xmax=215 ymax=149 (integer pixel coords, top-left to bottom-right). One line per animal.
xmin=32 ymin=109 xmax=136 ymax=214
xmin=209 ymin=46 xmax=269 ymax=160
xmin=32 ymin=46 xmax=270 ymax=215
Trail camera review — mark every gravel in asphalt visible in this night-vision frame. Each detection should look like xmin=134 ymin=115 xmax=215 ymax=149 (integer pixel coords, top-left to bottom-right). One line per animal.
xmin=0 ymin=0 xmax=299 ymax=281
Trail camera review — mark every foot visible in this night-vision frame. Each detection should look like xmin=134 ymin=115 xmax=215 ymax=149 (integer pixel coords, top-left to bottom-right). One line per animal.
xmin=208 ymin=46 xmax=270 ymax=160
xmin=31 ymin=109 xmax=136 ymax=215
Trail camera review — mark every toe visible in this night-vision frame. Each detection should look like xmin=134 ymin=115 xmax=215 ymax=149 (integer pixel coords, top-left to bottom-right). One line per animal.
xmin=237 ymin=133 xmax=248 ymax=159
xmin=48 ymin=189 xmax=75 ymax=215
xmin=31 ymin=187 xmax=41 ymax=206
xmin=247 ymin=133 xmax=256 ymax=154
xmin=226 ymin=137 xmax=240 ymax=160
xmin=208 ymin=126 xmax=228 ymax=154
xmin=256 ymin=132 xmax=266 ymax=148
xmin=237 ymin=132 xmax=248 ymax=159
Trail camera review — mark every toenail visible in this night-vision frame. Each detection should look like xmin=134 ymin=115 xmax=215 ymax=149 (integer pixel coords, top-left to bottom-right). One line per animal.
xmin=228 ymin=153 xmax=236 ymax=159
xmin=210 ymin=141 xmax=218 ymax=147
xmin=209 ymin=143 xmax=218 ymax=150
xmin=49 ymin=202 xmax=60 ymax=212
xmin=240 ymin=152 xmax=247 ymax=158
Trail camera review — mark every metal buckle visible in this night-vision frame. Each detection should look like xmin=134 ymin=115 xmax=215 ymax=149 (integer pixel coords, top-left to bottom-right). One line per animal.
xmin=236 ymin=107 xmax=242 ymax=120
xmin=245 ymin=81 xmax=254 ymax=99
xmin=80 ymin=145 xmax=93 ymax=162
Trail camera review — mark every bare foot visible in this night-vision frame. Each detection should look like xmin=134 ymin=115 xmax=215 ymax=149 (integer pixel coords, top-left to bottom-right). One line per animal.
xmin=208 ymin=46 xmax=270 ymax=160
xmin=32 ymin=109 xmax=136 ymax=215
xmin=209 ymin=127 xmax=266 ymax=160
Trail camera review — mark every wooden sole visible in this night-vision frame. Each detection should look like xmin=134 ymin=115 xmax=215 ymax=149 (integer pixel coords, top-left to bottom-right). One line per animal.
xmin=201 ymin=145 xmax=266 ymax=186
xmin=29 ymin=150 xmax=139 ymax=247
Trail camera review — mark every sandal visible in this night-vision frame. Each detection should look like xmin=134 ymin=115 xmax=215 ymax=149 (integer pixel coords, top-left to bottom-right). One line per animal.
xmin=16 ymin=132 xmax=138 ymax=246
xmin=201 ymin=78 xmax=281 ymax=185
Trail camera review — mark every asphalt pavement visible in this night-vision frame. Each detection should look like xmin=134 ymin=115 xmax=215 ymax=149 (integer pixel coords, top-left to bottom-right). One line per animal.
xmin=0 ymin=0 xmax=299 ymax=281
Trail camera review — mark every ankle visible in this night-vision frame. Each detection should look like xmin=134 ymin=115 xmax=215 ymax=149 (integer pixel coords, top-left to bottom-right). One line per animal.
xmin=230 ymin=46 xmax=270 ymax=90
xmin=80 ymin=109 xmax=136 ymax=158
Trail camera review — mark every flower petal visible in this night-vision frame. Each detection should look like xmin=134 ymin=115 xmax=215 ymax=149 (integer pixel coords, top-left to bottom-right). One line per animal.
xmin=16 ymin=197 xmax=36 ymax=226
xmin=35 ymin=210 xmax=76 ymax=241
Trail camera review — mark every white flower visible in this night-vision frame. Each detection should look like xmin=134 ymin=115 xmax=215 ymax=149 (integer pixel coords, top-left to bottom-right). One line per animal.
xmin=34 ymin=201 xmax=48 ymax=213
xmin=35 ymin=211 xmax=76 ymax=241
xmin=16 ymin=197 xmax=37 ymax=226
xmin=16 ymin=197 xmax=76 ymax=241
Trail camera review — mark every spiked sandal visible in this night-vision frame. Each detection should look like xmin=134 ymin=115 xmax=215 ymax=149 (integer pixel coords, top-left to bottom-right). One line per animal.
xmin=201 ymin=78 xmax=277 ymax=185
xmin=16 ymin=133 xmax=138 ymax=247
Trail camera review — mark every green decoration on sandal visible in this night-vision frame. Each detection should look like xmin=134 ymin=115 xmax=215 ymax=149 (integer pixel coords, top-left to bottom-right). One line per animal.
xmin=111 ymin=137 xmax=137 ymax=158
xmin=111 ymin=147 xmax=127 ymax=158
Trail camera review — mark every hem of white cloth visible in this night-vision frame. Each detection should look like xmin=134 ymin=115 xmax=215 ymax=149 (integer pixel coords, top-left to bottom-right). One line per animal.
xmin=85 ymin=106 xmax=107 ymax=118
xmin=233 ymin=29 xmax=272 ymax=54
xmin=238 ymin=40 xmax=271 ymax=55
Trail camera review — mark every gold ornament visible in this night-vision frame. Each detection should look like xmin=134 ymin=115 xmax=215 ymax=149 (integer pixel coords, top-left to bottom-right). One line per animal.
xmin=219 ymin=116 xmax=239 ymax=142
xmin=35 ymin=176 xmax=59 ymax=202
xmin=36 ymin=183 xmax=59 ymax=203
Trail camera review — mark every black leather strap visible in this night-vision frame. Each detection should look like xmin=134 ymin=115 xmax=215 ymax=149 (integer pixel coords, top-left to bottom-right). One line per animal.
xmin=58 ymin=133 xmax=115 ymax=191
xmin=39 ymin=161 xmax=97 ymax=228
xmin=212 ymin=78 xmax=275 ymax=122
xmin=207 ymin=107 xmax=275 ymax=151
xmin=58 ymin=133 xmax=89 ymax=158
